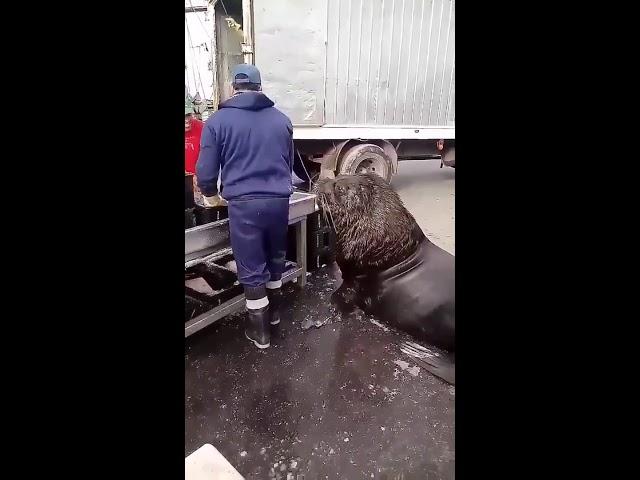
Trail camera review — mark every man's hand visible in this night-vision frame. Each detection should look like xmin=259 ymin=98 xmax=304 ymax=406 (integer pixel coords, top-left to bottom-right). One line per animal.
xmin=202 ymin=194 xmax=227 ymax=208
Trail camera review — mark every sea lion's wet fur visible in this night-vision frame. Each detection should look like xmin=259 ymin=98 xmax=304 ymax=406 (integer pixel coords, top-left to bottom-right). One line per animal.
xmin=316 ymin=174 xmax=424 ymax=272
xmin=316 ymin=173 xmax=455 ymax=383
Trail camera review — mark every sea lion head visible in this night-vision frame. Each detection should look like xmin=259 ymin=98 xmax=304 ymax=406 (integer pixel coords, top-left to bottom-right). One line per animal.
xmin=315 ymin=173 xmax=425 ymax=270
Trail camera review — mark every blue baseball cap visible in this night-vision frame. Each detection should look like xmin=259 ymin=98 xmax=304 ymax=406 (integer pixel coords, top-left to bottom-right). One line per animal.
xmin=231 ymin=64 xmax=262 ymax=85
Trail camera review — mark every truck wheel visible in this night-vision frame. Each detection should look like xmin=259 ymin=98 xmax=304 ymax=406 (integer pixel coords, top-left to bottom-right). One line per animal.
xmin=338 ymin=144 xmax=393 ymax=183
xmin=443 ymin=147 xmax=455 ymax=168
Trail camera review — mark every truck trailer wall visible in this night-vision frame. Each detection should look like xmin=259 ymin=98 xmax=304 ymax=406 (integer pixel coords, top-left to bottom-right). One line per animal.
xmin=252 ymin=0 xmax=455 ymax=129
xmin=253 ymin=0 xmax=328 ymax=126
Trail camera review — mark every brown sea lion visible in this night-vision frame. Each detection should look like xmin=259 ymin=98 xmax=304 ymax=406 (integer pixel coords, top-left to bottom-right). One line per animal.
xmin=316 ymin=173 xmax=455 ymax=383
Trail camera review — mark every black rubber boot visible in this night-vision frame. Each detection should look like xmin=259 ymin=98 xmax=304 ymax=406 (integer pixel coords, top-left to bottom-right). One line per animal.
xmin=245 ymin=306 xmax=271 ymax=349
xmin=267 ymin=288 xmax=283 ymax=325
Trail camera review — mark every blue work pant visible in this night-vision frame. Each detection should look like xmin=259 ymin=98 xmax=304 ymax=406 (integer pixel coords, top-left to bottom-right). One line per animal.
xmin=228 ymin=197 xmax=290 ymax=300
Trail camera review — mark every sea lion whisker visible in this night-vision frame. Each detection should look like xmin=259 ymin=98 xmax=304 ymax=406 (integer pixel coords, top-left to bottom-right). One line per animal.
xmin=320 ymin=197 xmax=330 ymax=225
xmin=326 ymin=205 xmax=337 ymax=231
xmin=321 ymin=196 xmax=337 ymax=232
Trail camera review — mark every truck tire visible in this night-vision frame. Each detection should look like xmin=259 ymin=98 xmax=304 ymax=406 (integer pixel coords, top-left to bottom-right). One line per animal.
xmin=338 ymin=144 xmax=393 ymax=183
xmin=443 ymin=147 xmax=455 ymax=168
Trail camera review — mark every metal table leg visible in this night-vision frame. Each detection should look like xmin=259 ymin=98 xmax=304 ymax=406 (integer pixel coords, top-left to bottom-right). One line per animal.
xmin=296 ymin=218 xmax=307 ymax=287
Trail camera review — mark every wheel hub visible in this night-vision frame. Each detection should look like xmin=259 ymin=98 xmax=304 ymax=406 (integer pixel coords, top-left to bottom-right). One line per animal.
xmin=355 ymin=156 xmax=386 ymax=176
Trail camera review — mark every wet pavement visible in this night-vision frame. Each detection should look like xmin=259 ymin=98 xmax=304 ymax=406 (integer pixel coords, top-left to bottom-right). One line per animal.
xmin=392 ymin=160 xmax=455 ymax=255
xmin=185 ymin=269 xmax=455 ymax=479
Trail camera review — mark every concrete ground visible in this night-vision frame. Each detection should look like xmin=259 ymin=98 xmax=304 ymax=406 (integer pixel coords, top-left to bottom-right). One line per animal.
xmin=185 ymin=161 xmax=455 ymax=479
xmin=392 ymin=159 xmax=455 ymax=255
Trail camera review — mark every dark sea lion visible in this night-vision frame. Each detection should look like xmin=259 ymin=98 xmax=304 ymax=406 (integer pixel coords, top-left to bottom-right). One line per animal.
xmin=316 ymin=173 xmax=455 ymax=384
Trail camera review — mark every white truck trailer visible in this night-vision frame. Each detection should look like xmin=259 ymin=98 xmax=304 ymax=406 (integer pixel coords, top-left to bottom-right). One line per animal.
xmin=185 ymin=0 xmax=455 ymax=182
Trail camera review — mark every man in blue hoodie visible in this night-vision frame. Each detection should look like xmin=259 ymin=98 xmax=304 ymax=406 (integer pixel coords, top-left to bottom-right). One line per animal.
xmin=196 ymin=64 xmax=293 ymax=349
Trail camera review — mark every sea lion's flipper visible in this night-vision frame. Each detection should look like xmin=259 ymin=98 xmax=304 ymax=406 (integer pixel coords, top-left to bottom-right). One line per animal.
xmin=400 ymin=342 xmax=456 ymax=385
xmin=330 ymin=283 xmax=359 ymax=314
xmin=418 ymin=355 xmax=455 ymax=385
xmin=399 ymin=342 xmax=455 ymax=384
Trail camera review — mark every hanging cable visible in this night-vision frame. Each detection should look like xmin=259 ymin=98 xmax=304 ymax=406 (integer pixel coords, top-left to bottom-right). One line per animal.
xmin=188 ymin=0 xmax=215 ymax=104
xmin=188 ymin=0 xmax=214 ymax=42
xmin=218 ymin=0 xmax=229 ymax=15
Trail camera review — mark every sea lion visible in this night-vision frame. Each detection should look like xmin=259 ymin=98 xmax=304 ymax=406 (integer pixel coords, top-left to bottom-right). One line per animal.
xmin=315 ymin=173 xmax=455 ymax=384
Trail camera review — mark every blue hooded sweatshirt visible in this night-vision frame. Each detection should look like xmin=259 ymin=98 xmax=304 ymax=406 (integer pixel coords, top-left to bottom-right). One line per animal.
xmin=196 ymin=92 xmax=294 ymax=200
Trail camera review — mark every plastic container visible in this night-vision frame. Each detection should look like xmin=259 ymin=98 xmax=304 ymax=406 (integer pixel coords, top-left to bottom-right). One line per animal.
xmin=185 ymin=174 xmax=195 ymax=209
xmin=307 ymin=210 xmax=332 ymax=232
xmin=308 ymin=226 xmax=334 ymax=250
xmin=194 ymin=205 xmax=228 ymax=226
xmin=185 ymin=208 xmax=196 ymax=229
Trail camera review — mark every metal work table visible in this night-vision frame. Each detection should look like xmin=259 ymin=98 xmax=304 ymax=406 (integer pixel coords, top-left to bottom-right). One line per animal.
xmin=185 ymin=192 xmax=316 ymax=338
